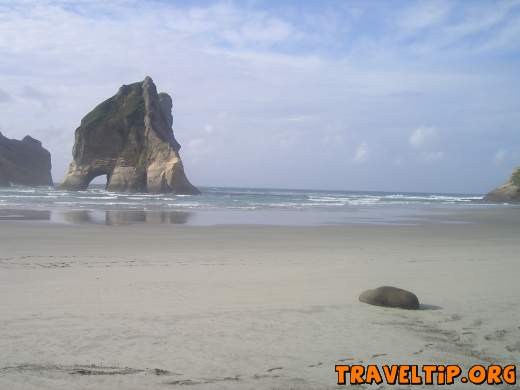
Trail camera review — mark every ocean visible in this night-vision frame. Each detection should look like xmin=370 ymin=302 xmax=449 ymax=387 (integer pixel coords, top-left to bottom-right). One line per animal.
xmin=0 ymin=185 xmax=509 ymax=226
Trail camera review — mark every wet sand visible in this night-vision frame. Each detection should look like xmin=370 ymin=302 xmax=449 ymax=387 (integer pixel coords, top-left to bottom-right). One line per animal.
xmin=0 ymin=209 xmax=519 ymax=389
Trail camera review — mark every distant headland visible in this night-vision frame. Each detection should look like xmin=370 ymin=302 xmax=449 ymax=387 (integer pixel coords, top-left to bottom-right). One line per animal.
xmin=485 ymin=167 xmax=520 ymax=203
xmin=0 ymin=132 xmax=53 ymax=187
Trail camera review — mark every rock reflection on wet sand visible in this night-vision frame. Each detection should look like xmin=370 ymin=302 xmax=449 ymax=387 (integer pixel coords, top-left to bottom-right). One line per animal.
xmin=65 ymin=210 xmax=192 ymax=225
xmin=105 ymin=210 xmax=192 ymax=225
xmin=0 ymin=209 xmax=51 ymax=221
xmin=1 ymin=209 xmax=192 ymax=225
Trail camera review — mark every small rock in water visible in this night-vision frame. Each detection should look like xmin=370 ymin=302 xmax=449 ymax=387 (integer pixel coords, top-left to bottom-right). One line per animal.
xmin=484 ymin=166 xmax=520 ymax=203
xmin=359 ymin=286 xmax=420 ymax=310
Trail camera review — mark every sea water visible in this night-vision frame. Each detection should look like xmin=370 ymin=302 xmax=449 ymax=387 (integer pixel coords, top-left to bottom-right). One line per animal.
xmin=0 ymin=185 xmax=509 ymax=226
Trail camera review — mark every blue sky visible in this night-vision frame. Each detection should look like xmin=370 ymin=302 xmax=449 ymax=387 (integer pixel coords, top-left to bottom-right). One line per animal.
xmin=0 ymin=0 xmax=519 ymax=193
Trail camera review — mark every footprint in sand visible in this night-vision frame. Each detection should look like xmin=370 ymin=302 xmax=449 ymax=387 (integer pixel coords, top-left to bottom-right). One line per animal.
xmin=506 ymin=341 xmax=520 ymax=353
xmin=484 ymin=329 xmax=508 ymax=341
xmin=413 ymin=343 xmax=433 ymax=355
xmin=473 ymin=319 xmax=483 ymax=327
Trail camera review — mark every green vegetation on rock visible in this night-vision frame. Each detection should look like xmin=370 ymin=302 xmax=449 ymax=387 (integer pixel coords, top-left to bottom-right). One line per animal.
xmin=81 ymin=98 xmax=116 ymax=130
xmin=512 ymin=169 xmax=520 ymax=187
xmin=81 ymin=83 xmax=145 ymax=130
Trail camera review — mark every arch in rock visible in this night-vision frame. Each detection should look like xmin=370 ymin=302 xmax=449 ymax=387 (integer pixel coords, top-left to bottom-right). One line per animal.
xmin=60 ymin=77 xmax=198 ymax=195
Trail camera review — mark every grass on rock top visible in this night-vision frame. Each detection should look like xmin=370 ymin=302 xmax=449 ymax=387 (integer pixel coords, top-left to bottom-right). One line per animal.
xmin=80 ymin=83 xmax=145 ymax=130
xmin=512 ymin=169 xmax=520 ymax=187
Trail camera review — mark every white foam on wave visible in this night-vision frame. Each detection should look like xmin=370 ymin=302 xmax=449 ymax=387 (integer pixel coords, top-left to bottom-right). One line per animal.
xmin=76 ymin=196 xmax=119 ymax=200
xmin=0 ymin=186 xmax=492 ymax=214
xmin=229 ymin=206 xmax=259 ymax=210
xmin=0 ymin=194 xmax=51 ymax=198
xmin=307 ymin=196 xmax=343 ymax=202
xmin=383 ymin=194 xmax=482 ymax=202
xmin=166 ymin=203 xmax=204 ymax=208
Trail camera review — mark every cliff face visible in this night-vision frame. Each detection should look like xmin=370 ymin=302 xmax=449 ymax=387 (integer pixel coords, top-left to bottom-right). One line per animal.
xmin=0 ymin=132 xmax=53 ymax=187
xmin=60 ymin=77 xmax=199 ymax=194
xmin=484 ymin=167 xmax=520 ymax=202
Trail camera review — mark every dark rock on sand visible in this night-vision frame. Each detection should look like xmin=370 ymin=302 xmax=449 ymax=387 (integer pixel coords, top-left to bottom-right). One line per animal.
xmin=0 ymin=132 xmax=53 ymax=187
xmin=60 ymin=76 xmax=199 ymax=194
xmin=359 ymin=286 xmax=420 ymax=310
xmin=484 ymin=167 xmax=520 ymax=203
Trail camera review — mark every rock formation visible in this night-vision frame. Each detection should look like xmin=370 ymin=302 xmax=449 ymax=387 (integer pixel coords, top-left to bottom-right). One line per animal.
xmin=359 ymin=286 xmax=420 ymax=310
xmin=0 ymin=132 xmax=53 ymax=187
xmin=484 ymin=167 xmax=520 ymax=203
xmin=60 ymin=76 xmax=199 ymax=194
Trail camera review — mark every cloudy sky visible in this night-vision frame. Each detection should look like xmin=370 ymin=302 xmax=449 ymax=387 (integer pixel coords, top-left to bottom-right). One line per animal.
xmin=1 ymin=0 xmax=519 ymax=193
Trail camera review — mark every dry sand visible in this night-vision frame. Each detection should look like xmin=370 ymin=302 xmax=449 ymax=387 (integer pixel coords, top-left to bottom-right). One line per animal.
xmin=1 ymin=209 xmax=519 ymax=389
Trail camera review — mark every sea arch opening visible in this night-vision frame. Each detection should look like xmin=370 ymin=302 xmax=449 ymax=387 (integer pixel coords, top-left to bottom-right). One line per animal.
xmin=86 ymin=173 xmax=109 ymax=190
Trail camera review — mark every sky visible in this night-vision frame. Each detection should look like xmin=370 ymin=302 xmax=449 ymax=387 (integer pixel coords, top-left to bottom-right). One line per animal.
xmin=1 ymin=0 xmax=519 ymax=194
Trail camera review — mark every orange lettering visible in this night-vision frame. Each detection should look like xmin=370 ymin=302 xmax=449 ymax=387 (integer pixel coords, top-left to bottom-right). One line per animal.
xmin=446 ymin=365 xmax=462 ymax=384
xmin=487 ymin=365 xmax=502 ymax=385
xmin=350 ymin=365 xmax=365 ymax=384
xmin=468 ymin=365 xmax=486 ymax=385
xmin=503 ymin=365 xmax=516 ymax=385
xmin=398 ymin=365 xmax=410 ymax=384
xmin=383 ymin=365 xmax=398 ymax=385
xmin=422 ymin=365 xmax=437 ymax=385
xmin=365 ymin=365 xmax=383 ymax=385
xmin=410 ymin=365 xmax=422 ymax=384
xmin=437 ymin=365 xmax=445 ymax=385
xmin=335 ymin=365 xmax=349 ymax=385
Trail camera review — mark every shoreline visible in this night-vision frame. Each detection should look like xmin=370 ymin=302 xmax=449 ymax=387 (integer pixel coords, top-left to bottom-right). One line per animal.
xmin=0 ymin=204 xmax=519 ymax=227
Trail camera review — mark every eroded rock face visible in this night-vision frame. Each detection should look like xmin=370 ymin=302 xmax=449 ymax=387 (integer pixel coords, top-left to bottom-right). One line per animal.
xmin=359 ymin=286 xmax=420 ymax=310
xmin=484 ymin=167 xmax=520 ymax=203
xmin=0 ymin=132 xmax=53 ymax=187
xmin=60 ymin=76 xmax=199 ymax=194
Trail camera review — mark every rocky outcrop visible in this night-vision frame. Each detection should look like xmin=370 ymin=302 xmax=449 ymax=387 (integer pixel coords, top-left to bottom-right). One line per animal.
xmin=484 ymin=167 xmax=520 ymax=203
xmin=359 ymin=286 xmax=420 ymax=310
xmin=60 ymin=76 xmax=199 ymax=194
xmin=0 ymin=132 xmax=53 ymax=187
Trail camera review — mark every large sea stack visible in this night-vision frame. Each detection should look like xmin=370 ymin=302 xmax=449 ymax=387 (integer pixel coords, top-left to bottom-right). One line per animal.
xmin=484 ymin=167 xmax=520 ymax=203
xmin=60 ymin=76 xmax=199 ymax=194
xmin=0 ymin=132 xmax=53 ymax=187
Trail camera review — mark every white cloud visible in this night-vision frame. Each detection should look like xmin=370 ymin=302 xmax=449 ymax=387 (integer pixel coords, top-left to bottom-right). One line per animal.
xmin=398 ymin=1 xmax=452 ymax=35
xmin=274 ymin=129 xmax=307 ymax=151
xmin=394 ymin=0 xmax=520 ymax=55
xmin=0 ymin=88 xmax=11 ymax=103
xmin=423 ymin=151 xmax=445 ymax=163
xmin=353 ymin=142 xmax=368 ymax=164
xmin=203 ymin=124 xmax=214 ymax=134
xmin=286 ymin=115 xmax=316 ymax=123
xmin=220 ymin=17 xmax=295 ymax=48
xmin=21 ymin=85 xmax=51 ymax=105
xmin=409 ymin=127 xmax=437 ymax=149
xmin=321 ymin=133 xmax=345 ymax=148
xmin=494 ymin=149 xmax=507 ymax=166
xmin=409 ymin=127 xmax=446 ymax=164
xmin=185 ymin=137 xmax=215 ymax=164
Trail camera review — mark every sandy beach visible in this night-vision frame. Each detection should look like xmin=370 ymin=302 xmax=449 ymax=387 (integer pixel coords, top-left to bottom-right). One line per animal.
xmin=2 ymin=0 xmax=520 ymax=387
xmin=1 ymin=208 xmax=519 ymax=389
